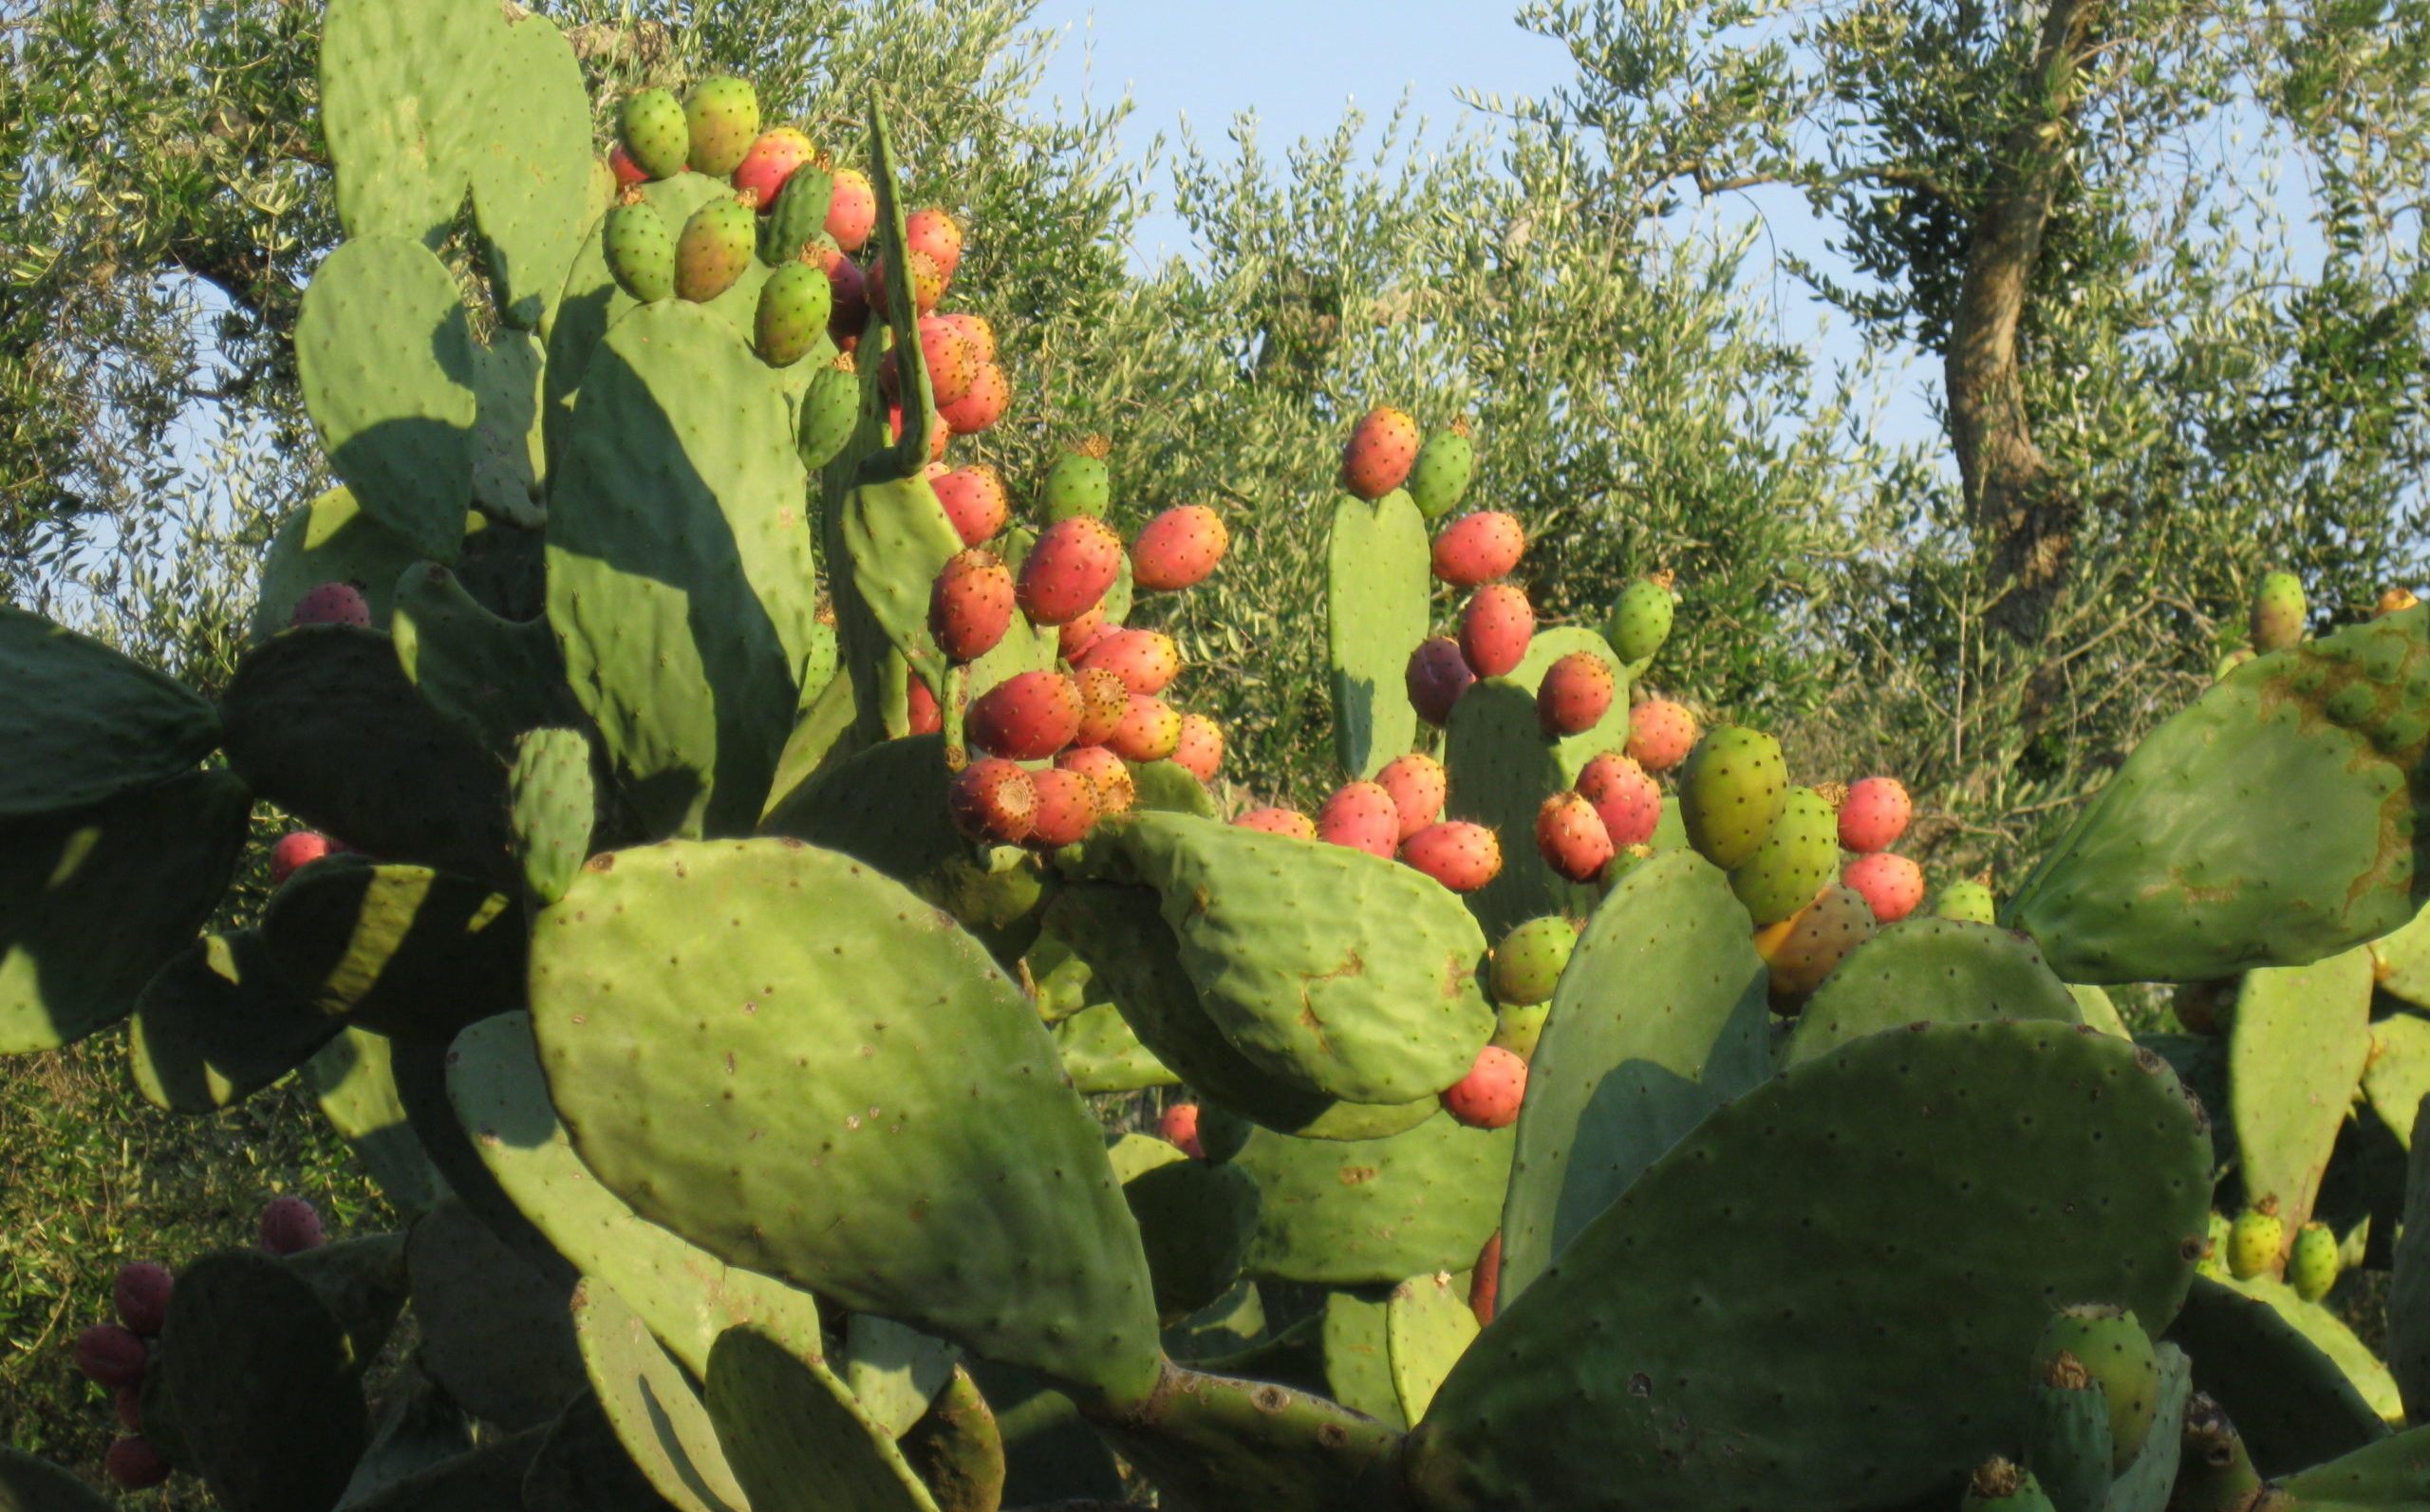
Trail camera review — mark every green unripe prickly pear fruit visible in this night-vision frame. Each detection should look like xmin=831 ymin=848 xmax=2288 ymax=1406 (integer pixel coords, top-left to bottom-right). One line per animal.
xmin=1043 ymin=437 xmax=1112 ymax=521
xmin=619 ymin=87 xmax=689 ymax=179
xmin=1604 ymin=572 xmax=1676 ymax=664
xmin=2289 ymin=1220 xmax=2339 ymax=1301
xmin=604 ymin=188 xmax=676 ymax=304
xmin=1490 ymin=1000 xmax=1550 ymax=1060
xmin=2196 ymin=1210 xmax=2232 ymax=1279
xmin=2250 ymin=569 xmax=2306 ymax=653
xmin=798 ymin=352 xmax=860 ymax=471
xmin=684 ymin=75 xmax=760 ymax=177
xmin=2226 ymin=1197 xmax=2284 ymax=1279
xmin=2213 ymin=646 xmax=2255 ymax=681
xmin=675 ymin=193 xmax=758 ymax=304
xmin=1960 ymin=1458 xmax=2055 ymax=1512
xmin=2030 ymin=1304 xmax=2159 ymax=1471
xmin=1677 ymin=726 xmax=1788 ymax=871
xmin=1491 ymin=916 xmax=1577 ymax=1007
xmin=1933 ymin=876 xmax=1998 ymax=924
xmin=754 ymin=257 xmax=832 ymax=367
xmin=1726 ymin=786 xmax=1840 ymax=926
xmin=1406 ymin=416 xmax=1476 ymax=521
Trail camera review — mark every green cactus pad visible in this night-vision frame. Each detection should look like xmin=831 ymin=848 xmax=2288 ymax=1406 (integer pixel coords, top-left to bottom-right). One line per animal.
xmin=507 ymin=728 xmax=595 ymax=905
xmin=2369 ymin=901 xmax=2430 ymax=1008
xmin=342 ymin=1429 xmax=549 ymax=1512
xmin=468 ymin=9 xmax=592 ymax=331
xmin=1726 ymin=785 xmax=1840 ymax=925
xmin=531 ymin=839 xmax=1163 ymax=1407
xmin=1442 ymin=678 xmax=1601 ymax=941
xmin=261 ymin=856 xmax=524 ymax=1045
xmin=2396 ymin=1092 xmax=2430 ymax=1421
xmin=2231 ymin=949 xmax=2376 ymax=1239
xmin=1328 ymin=488 xmax=1431 ymax=779
xmin=0 ymin=1447 xmax=121 ymax=1509
xmin=1780 ymin=918 xmax=2085 ymax=1070
xmin=705 ymin=1325 xmax=940 ymax=1512
xmin=1405 ymin=1021 xmax=2213 ymax=1512
xmin=1313 ymin=1286 xmax=1406 ymax=1428
xmin=471 ymin=331 xmax=548 ymax=527
xmin=339 ymin=1366 xmax=474 ymax=1503
xmin=2071 ymin=982 xmax=2130 ymax=1038
xmin=899 ymin=1366 xmax=1006 ymax=1512
xmin=1498 ymin=849 xmax=1772 ymax=1303
xmin=0 ymin=607 xmax=221 ymax=817
xmin=2163 ymin=1276 xmax=2393 ymax=1476
xmin=1109 ymin=1134 xmax=1262 ymax=1319
xmin=129 ymin=931 xmax=340 ymax=1113
xmin=1084 ymin=1361 xmax=1408 ymax=1512
xmin=1389 ymin=1271 xmax=1480 ymax=1425
xmin=1056 ymin=1002 xmax=1180 ymax=1092
xmin=2103 ymin=1344 xmax=2193 ymax=1512
xmin=0 ymin=770 xmax=251 ymax=1055
xmin=836 ymin=471 xmax=966 ymax=735
xmin=250 ymin=488 xmax=435 ymax=641
xmin=319 ymin=0 xmax=492 ymax=241
xmin=523 ymin=1390 xmax=683 ymax=1512
xmin=391 ymin=561 xmax=583 ymax=760
xmin=2023 ymin=1369 xmax=2112 ymax=1512
xmin=866 ymin=104 xmax=936 ymax=476
xmin=571 ymin=1280 xmax=750 ymax=1512
xmin=845 ymin=1314 xmax=959 ymax=1438
xmin=2364 ymin=1017 xmax=2430 ymax=1150
xmin=2269 ymin=1425 xmax=2430 ymax=1508
xmin=305 ymin=1030 xmax=449 ymax=1218
xmin=2009 ymin=608 xmax=2430 ymax=982
xmin=1233 ymin=1111 xmax=1516 ymax=1285
xmin=958 ymin=1360 xmax=1128 ymax=1505
xmin=407 ymin=1199 xmax=587 ymax=1430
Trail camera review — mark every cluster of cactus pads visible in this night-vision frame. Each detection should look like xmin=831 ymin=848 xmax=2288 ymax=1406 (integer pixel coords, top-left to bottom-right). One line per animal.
xmin=9 ymin=3 xmax=2430 ymax=1508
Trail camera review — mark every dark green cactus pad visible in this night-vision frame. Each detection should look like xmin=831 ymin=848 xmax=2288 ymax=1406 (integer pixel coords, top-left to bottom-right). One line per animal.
xmin=1405 ymin=1022 xmax=2213 ymax=1512
xmin=1084 ymin=1362 xmax=1409 ymax=1512
xmin=571 ymin=1280 xmax=751 ymax=1512
xmin=319 ymin=0 xmax=493 ymax=241
xmin=1108 ymin=1134 xmax=1262 ymax=1320
xmin=338 ymin=1365 xmax=474 ymax=1504
xmin=845 ymin=1313 xmax=959 ymax=1438
xmin=546 ymin=299 xmax=818 ymax=838
xmin=297 ymin=235 xmax=478 ymax=560
xmin=0 ymin=1447 xmax=120 ymax=1509
xmin=1233 ymin=1111 xmax=1516 ymax=1286
xmin=340 ymin=1428 xmax=549 ymax=1512
xmin=220 ymin=625 xmax=514 ymax=885
xmin=408 ymin=1198 xmax=587 ymax=1431
xmin=1056 ymin=1002 xmax=1180 ymax=1092
xmin=250 ymin=487 xmax=435 ymax=641
xmin=510 ymin=728 xmax=596 ymax=905
xmin=2103 ymin=1343 xmax=2192 ymax=1512
xmin=0 ymin=606 xmax=220 ymax=817
xmin=1096 ymin=812 xmax=1494 ymax=1106
xmin=1318 ymin=1286 xmax=1407 ymax=1428
xmin=531 ymin=839 xmax=1163 ymax=1407
xmin=0 ymin=770 xmax=251 ymax=1054
xmin=1780 ymin=918 xmax=2085 ymax=1071
xmin=1389 ymin=1271 xmax=1481 ymax=1426
xmin=2231 ymin=949 xmax=2376 ymax=1235
xmin=128 ymin=930 xmax=340 ymax=1113
xmin=468 ymin=8 xmax=592 ymax=331
xmin=262 ymin=856 xmax=524 ymax=1045
xmin=159 ymin=1249 xmax=369 ymax=1512
xmin=471 ymin=331 xmax=547 ymax=527
xmin=2025 ymin=1372 xmax=2113 ymax=1512
xmin=705 ymin=1325 xmax=941 ymax=1512
xmin=2268 ymin=1425 xmax=2430 ymax=1507
xmin=899 ymin=1366 xmax=1006 ymax=1512
xmin=2395 ymin=1092 xmax=2430 ymax=1421
xmin=1443 ymin=679 xmax=1599 ymax=941
xmin=392 ymin=560 xmax=583 ymax=760
xmin=305 ymin=1028 xmax=450 ymax=1218
xmin=282 ymin=1232 xmax=413 ymax=1386
xmin=1498 ymin=849 xmax=1772 ymax=1303
xmin=394 ymin=1040 xmax=575 ymax=1284
xmin=522 ymin=1390 xmax=686 ymax=1512
xmin=2009 ymin=608 xmax=2430 ymax=982
xmin=1327 ymin=488 xmax=1430 ymax=779
xmin=866 ymin=103 xmax=936 ymax=477
xmin=2163 ymin=1277 xmax=2392 ymax=1476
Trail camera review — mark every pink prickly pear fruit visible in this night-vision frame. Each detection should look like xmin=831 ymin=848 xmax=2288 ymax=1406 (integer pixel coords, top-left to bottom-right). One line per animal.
xmin=1838 ymin=776 xmax=1913 ymax=853
xmin=906 ymin=676 xmax=942 ymax=736
xmin=867 ymin=248 xmax=949 ymax=318
xmin=1058 ymin=606 xmax=1112 ymax=663
xmin=732 ymin=126 xmax=816 ymax=209
xmin=1459 ymin=584 xmax=1534 ymax=679
xmin=811 ymin=240 xmax=869 ymax=336
xmin=1430 ymin=511 xmax=1526 ymax=588
xmin=1399 ymin=821 xmax=1503 ymax=893
xmin=290 ymin=581 xmax=371 ymax=628
xmin=1624 ymin=699 xmax=1699 ymax=773
xmin=1470 ymin=1231 xmax=1503 ymax=1325
xmin=1023 ymin=767 xmax=1102 ymax=850
xmin=1107 ymin=695 xmax=1183 ymax=763
xmin=683 ymin=76 xmax=759 ymax=177
xmin=940 ymin=362 xmax=1010 ymax=435
xmin=1536 ymin=793 xmax=1616 ymax=883
xmin=970 ymin=670 xmax=1083 ymax=759
xmin=1318 ymin=782 xmax=1401 ymax=857
xmin=1236 ymin=807 xmax=1318 ymax=840
xmin=75 ymin=1325 xmax=148 ymax=1389
xmin=1056 ymin=745 xmax=1136 ymax=817
xmin=1574 ymin=753 xmax=1662 ymax=848
xmin=675 ymin=192 xmax=759 ymax=303
xmin=939 ymin=312 xmax=997 ymax=364
xmin=1171 ymin=713 xmax=1224 ymax=783
xmin=906 ymin=207 xmax=966 ymax=279
xmin=1018 ymin=517 xmax=1125 ymax=626
xmin=1076 ymin=627 xmax=1180 ymax=696
xmin=929 ymin=550 xmax=1016 ymax=663
xmin=1159 ymin=1102 xmax=1205 ymax=1157
xmin=608 ymin=143 xmax=649 ymax=188
xmin=1538 ymin=652 xmax=1615 ymax=737
xmin=1075 ymin=667 xmax=1131 ymax=746
xmin=947 ymin=758 xmax=1037 ymax=845
xmin=1341 ymin=405 xmax=1420 ymax=501
xmin=259 ymin=1195 xmax=325 ymax=1256
xmin=881 ymin=317 xmax=981 ymax=407
xmin=1407 ymin=637 xmax=1478 ymax=725
xmin=1440 ymin=1045 xmax=1528 ymax=1129
xmin=104 ymin=1437 xmax=170 ymax=1491
xmin=269 ymin=830 xmax=337 ymax=886
xmin=933 ymin=465 xmax=1010 ymax=547
xmin=1842 ymin=852 xmax=1925 ymax=924
xmin=1131 ymin=506 xmax=1229 ymax=592
xmin=826 ymin=168 xmax=877 ymax=251
xmin=1375 ymin=752 xmax=1449 ymax=839
xmin=114 ymin=1262 xmax=173 ymax=1336
xmin=114 ymin=1387 xmax=143 ymax=1430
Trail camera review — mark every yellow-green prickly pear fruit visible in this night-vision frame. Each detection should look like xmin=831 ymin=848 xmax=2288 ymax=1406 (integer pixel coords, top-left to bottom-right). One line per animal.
xmin=1677 ymin=726 xmax=1787 ymax=871
xmin=1490 ymin=916 xmax=1576 ymax=1008
xmin=1604 ymin=572 xmax=1676 ymax=664
xmin=2250 ymin=569 xmax=2306 ymax=652
xmin=2030 ymin=1304 xmax=2159 ymax=1472
xmin=620 ymin=86 xmax=690 ymax=179
xmin=1933 ymin=874 xmax=1998 ymax=924
xmin=2196 ymin=1211 xmax=2232 ymax=1280
xmin=675 ymin=194 xmax=758 ymax=304
xmin=1406 ymin=416 xmax=1476 ymax=521
xmin=1960 ymin=1458 xmax=2056 ymax=1512
xmin=2289 ymin=1221 xmax=2340 ymax=1301
xmin=2226 ymin=1197 xmax=2284 ymax=1279
xmin=1727 ymin=786 xmax=1840 ymax=926
xmin=684 ymin=75 xmax=760 ymax=177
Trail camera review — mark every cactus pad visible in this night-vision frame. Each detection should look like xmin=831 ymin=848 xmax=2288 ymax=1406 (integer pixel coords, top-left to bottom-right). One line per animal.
xmin=407 ymin=1199 xmax=586 ymax=1431
xmin=509 ymin=729 xmax=596 ymax=905
xmin=304 ymin=1030 xmax=450 ymax=1219
xmin=1232 ymin=1111 xmax=1515 ymax=1285
xmin=129 ymin=931 xmax=339 ymax=1113
xmin=467 ymin=9 xmax=592 ymax=330
xmin=262 ymin=857 xmax=524 ymax=1045
xmin=705 ymin=1325 xmax=940 ymax=1512
xmin=319 ymin=0 xmax=493 ymax=240
xmin=1780 ymin=918 xmax=2085 ymax=1070
xmin=2231 ymin=949 xmax=2376 ymax=1238
xmin=2164 ymin=1276 xmax=2393 ymax=1475
xmin=1389 ymin=1271 xmax=1481 ymax=1425
xmin=570 ymin=1280 xmax=749 ymax=1512
xmin=391 ymin=561 xmax=583 ymax=759
xmin=0 ymin=607 xmax=221 ymax=817
xmin=1443 ymin=678 xmax=1600 ymax=940
xmin=1055 ymin=1002 xmax=1179 ymax=1092
xmin=1328 ymin=489 xmax=1431 ymax=778
xmin=249 ymin=488 xmax=434 ymax=641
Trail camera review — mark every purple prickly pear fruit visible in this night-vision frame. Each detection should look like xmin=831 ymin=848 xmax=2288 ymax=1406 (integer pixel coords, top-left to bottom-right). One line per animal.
xmin=1536 ymin=793 xmax=1615 ymax=883
xmin=808 ymin=239 xmax=868 ymax=337
xmin=1841 ymin=852 xmax=1924 ymax=924
xmin=1440 ymin=1046 xmax=1527 ymax=1129
xmin=114 ymin=1386 xmax=142 ymax=1430
xmin=933 ymin=465 xmax=1009 ymax=548
xmin=1056 ymin=746 xmax=1135 ymax=816
xmin=1574 ymin=754 xmax=1660 ymax=848
xmin=947 ymin=758 xmax=1037 ymax=845
xmin=75 ymin=1324 xmax=147 ymax=1389
xmin=1107 ymin=695 xmax=1183 ymax=763
xmin=1755 ymin=882 xmax=1876 ymax=1006
xmin=1677 ymin=726 xmax=1788 ymax=870
xmin=1074 ymin=668 xmax=1131 ymax=747
xmin=1340 ymin=406 xmax=1420 ymax=501
xmin=940 ymin=362 xmax=1010 ymax=435
xmin=1838 ymin=776 xmax=1911 ymax=853
xmin=1131 ymin=506 xmax=1230 ymax=592
xmin=1430 ymin=511 xmax=1525 ymax=588
xmin=1318 ymin=782 xmax=1401 ymax=857
xmin=1076 ymin=628 xmax=1180 ymax=696
xmin=1491 ymin=916 xmax=1576 ymax=1008
xmin=928 ymin=550 xmax=1015 ymax=664
xmin=867 ymin=248 xmax=950 ymax=318
xmin=970 ymin=670 xmax=1083 ymax=760
xmin=1537 ymin=652 xmax=1614 ymax=737
xmin=105 ymin=1436 xmax=170 ymax=1491
xmin=906 ymin=207 xmax=966 ymax=279
xmin=605 ymin=187 xmax=677 ymax=303
xmin=113 ymin=1261 xmax=173 ymax=1336
xmin=618 ymin=87 xmax=689 ymax=179
xmin=939 ymin=312 xmax=997 ymax=364
xmin=825 ymin=168 xmax=877 ymax=252
xmin=1159 ymin=1102 xmax=1204 ymax=1157
xmin=258 ymin=1195 xmax=325 ymax=1256
xmin=906 ymin=677 xmax=941 ymax=736
xmin=1018 ymin=517 xmax=1125 ymax=626
xmin=1023 ymin=767 xmax=1102 ymax=850
xmin=675 ymin=193 xmax=758 ymax=304
xmin=1399 ymin=820 xmax=1503 ymax=893
xmin=1469 ymin=1231 xmax=1502 ymax=1324
xmin=1459 ymin=585 xmax=1534 ymax=679
xmin=1235 ymin=807 xmax=1317 ymax=840
xmin=683 ymin=76 xmax=759 ymax=177
xmin=753 ymin=257 xmax=832 ymax=367
xmin=1375 ymin=752 xmax=1448 ymax=839
xmin=1406 ymin=637 xmax=1477 ymax=725
xmin=732 ymin=126 xmax=816 ymax=209
xmin=1171 ymin=713 xmax=1224 ymax=783
xmin=290 ymin=581 xmax=370 ymax=629
xmin=269 ymin=830 xmax=336 ymax=886
xmin=1624 ymin=698 xmax=1698 ymax=773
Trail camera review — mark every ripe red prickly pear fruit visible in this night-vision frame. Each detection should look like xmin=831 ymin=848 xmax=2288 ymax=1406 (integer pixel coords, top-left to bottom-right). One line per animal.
xmin=1171 ymin=713 xmax=1224 ymax=783
xmin=825 ymin=167 xmax=876 ymax=251
xmin=1400 ymin=821 xmax=1503 ymax=893
xmin=933 ymin=465 xmax=1010 ymax=547
xmin=1574 ymin=753 xmax=1661 ymax=847
xmin=867 ymin=248 xmax=949 ymax=317
xmin=948 ymin=758 xmax=1037 ymax=844
xmin=1838 ymin=776 xmax=1912 ymax=853
xmin=259 ymin=1195 xmax=325 ymax=1256
xmin=114 ymin=1261 xmax=173 ymax=1336
xmin=939 ymin=312 xmax=997 ymax=364
xmin=1536 ymin=793 xmax=1616 ymax=883
xmin=1318 ymin=782 xmax=1401 ymax=856
xmin=1375 ymin=752 xmax=1448 ymax=839
xmin=1160 ymin=1102 xmax=1205 ymax=1157
xmin=1024 ymin=767 xmax=1102 ymax=850
xmin=940 ymin=362 xmax=1010 ymax=435
xmin=970 ymin=670 xmax=1083 ymax=759
xmin=1074 ymin=667 xmax=1131 ymax=746
xmin=732 ymin=126 xmax=816 ymax=208
xmin=1018 ymin=516 xmax=1125 ymax=626
xmin=1056 ymin=745 xmax=1135 ymax=816
xmin=1236 ymin=807 xmax=1318 ymax=839
xmin=754 ymin=258 xmax=833 ymax=367
xmin=885 ymin=405 xmax=951 ymax=464
xmin=619 ymin=87 xmax=689 ymax=178
xmin=906 ymin=676 xmax=942 ymax=736
xmin=882 ymin=316 xmax=980 ymax=407
xmin=114 ymin=1387 xmax=142 ymax=1430
xmin=75 ymin=1325 xmax=147 ymax=1389
xmin=105 ymin=1436 xmax=170 ymax=1491
xmin=906 ymin=207 xmax=966 ymax=279
xmin=675 ymin=193 xmax=759 ymax=303
xmin=1076 ymin=627 xmax=1180 ymax=696
xmin=683 ymin=76 xmax=759 ymax=177
xmin=1624 ymin=698 xmax=1699 ymax=773
xmin=1469 ymin=1230 xmax=1502 ymax=1325
xmin=1131 ymin=506 xmax=1229 ymax=592
xmin=1341 ymin=405 xmax=1420 ymax=501
xmin=1058 ymin=606 xmax=1112 ymax=663
xmin=608 ymin=144 xmax=649 ymax=188
xmin=1407 ymin=637 xmax=1478 ymax=725
xmin=291 ymin=581 xmax=371 ymax=628
xmin=1459 ymin=584 xmax=1534 ymax=679
xmin=1842 ymin=851 xmax=1924 ymax=924
xmin=1440 ymin=1045 xmax=1527 ymax=1129
xmin=1537 ymin=651 xmax=1615 ymax=736
xmin=929 ymin=550 xmax=1015 ymax=663
xmin=1430 ymin=511 xmax=1526 ymax=588
xmin=1107 ymin=694 xmax=1183 ymax=763
xmin=270 ymin=830 xmax=337 ymax=886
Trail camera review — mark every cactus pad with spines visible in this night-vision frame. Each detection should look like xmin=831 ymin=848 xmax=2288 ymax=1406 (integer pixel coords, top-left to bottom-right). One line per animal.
xmin=249 ymin=488 xmax=432 ymax=641
xmin=508 ymin=729 xmax=595 ymax=905
xmin=1327 ymin=489 xmax=1430 ymax=778
xmin=1779 ymin=917 xmax=2085 ymax=1069
xmin=1389 ymin=1270 xmax=1481 ymax=1424
xmin=1054 ymin=1002 xmax=1179 ymax=1092
xmin=1109 ymin=1134 xmax=1262 ymax=1319
xmin=319 ymin=0 xmax=495 ymax=241
xmin=391 ymin=561 xmax=584 ymax=760
xmin=466 ymin=9 xmax=592 ymax=330
xmin=1442 ymin=679 xmax=1601 ymax=939
xmin=2163 ymin=1276 xmax=2394 ymax=1476
xmin=405 ymin=1199 xmax=586 ymax=1431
